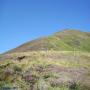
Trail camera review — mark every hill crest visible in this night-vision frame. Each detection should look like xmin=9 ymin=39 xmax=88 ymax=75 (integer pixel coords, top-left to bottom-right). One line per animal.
xmin=6 ymin=29 xmax=90 ymax=53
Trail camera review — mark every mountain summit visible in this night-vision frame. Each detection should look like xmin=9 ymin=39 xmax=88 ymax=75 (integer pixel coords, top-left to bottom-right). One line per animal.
xmin=7 ymin=29 xmax=90 ymax=53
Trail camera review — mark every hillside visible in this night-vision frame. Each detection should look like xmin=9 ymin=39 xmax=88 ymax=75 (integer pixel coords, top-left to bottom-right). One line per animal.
xmin=0 ymin=29 xmax=90 ymax=90
xmin=0 ymin=51 xmax=90 ymax=90
xmin=6 ymin=29 xmax=90 ymax=53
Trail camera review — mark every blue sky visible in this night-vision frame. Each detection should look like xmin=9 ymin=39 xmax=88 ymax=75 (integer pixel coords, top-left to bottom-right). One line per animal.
xmin=0 ymin=0 xmax=90 ymax=53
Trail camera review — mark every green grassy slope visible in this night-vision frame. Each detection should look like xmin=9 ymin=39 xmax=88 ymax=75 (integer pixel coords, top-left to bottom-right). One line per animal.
xmin=6 ymin=29 xmax=90 ymax=53
xmin=55 ymin=30 xmax=90 ymax=52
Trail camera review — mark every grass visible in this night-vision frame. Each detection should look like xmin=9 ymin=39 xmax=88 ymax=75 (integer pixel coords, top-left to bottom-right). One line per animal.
xmin=0 ymin=51 xmax=90 ymax=90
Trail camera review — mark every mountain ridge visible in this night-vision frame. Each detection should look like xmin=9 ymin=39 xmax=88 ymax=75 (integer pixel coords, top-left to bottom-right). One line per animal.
xmin=6 ymin=29 xmax=90 ymax=53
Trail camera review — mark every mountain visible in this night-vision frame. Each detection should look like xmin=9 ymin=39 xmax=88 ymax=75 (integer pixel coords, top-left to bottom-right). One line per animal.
xmin=7 ymin=29 xmax=90 ymax=53
xmin=0 ymin=29 xmax=90 ymax=90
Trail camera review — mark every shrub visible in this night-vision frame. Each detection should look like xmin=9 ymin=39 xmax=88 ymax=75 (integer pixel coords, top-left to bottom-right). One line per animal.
xmin=13 ymin=65 xmax=22 ymax=73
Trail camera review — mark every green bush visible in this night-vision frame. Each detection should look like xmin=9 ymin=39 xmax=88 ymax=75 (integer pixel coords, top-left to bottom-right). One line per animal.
xmin=13 ymin=65 xmax=22 ymax=73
